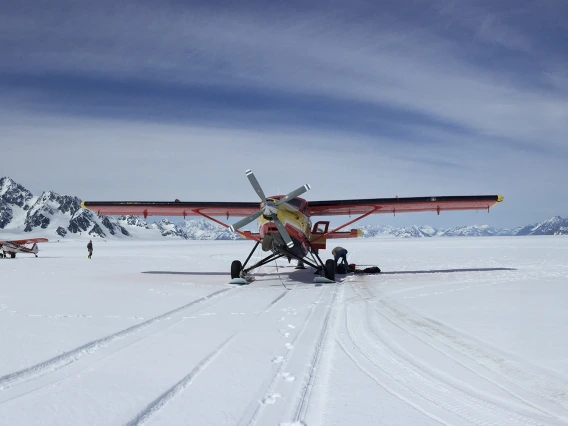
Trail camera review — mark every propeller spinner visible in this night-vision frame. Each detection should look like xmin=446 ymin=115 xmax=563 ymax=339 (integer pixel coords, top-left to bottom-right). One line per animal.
xmin=229 ymin=169 xmax=311 ymax=248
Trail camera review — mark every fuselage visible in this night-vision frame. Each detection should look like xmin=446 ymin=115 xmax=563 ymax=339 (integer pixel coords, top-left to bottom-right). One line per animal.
xmin=0 ymin=242 xmax=39 ymax=256
xmin=258 ymin=196 xmax=311 ymax=258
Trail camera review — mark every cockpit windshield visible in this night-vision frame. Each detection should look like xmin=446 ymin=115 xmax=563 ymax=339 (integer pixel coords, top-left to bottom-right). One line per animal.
xmin=287 ymin=198 xmax=303 ymax=209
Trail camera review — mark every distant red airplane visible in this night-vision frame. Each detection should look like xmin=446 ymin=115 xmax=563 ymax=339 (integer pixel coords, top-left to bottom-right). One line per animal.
xmin=0 ymin=238 xmax=49 ymax=258
xmin=83 ymin=169 xmax=503 ymax=282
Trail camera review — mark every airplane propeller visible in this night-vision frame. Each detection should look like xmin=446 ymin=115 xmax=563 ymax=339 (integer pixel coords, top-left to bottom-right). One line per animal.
xmin=229 ymin=169 xmax=311 ymax=248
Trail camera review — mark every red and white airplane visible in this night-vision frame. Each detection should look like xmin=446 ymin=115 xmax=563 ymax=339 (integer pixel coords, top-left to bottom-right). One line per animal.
xmin=0 ymin=238 xmax=49 ymax=258
xmin=83 ymin=169 xmax=503 ymax=282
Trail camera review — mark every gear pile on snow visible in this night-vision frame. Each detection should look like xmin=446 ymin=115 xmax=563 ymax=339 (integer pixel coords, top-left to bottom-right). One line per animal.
xmin=336 ymin=263 xmax=381 ymax=274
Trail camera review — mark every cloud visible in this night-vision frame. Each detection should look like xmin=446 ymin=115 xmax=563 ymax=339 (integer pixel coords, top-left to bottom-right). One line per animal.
xmin=474 ymin=13 xmax=532 ymax=52
xmin=2 ymin=107 xmax=565 ymax=229
xmin=1 ymin=0 xmax=567 ymax=228
xmin=2 ymin=1 xmax=567 ymax=150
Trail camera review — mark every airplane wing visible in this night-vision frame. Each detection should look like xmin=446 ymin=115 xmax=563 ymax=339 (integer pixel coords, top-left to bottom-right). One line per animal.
xmin=0 ymin=238 xmax=49 ymax=244
xmin=308 ymin=195 xmax=503 ymax=216
xmin=81 ymin=201 xmax=260 ymax=218
xmin=83 ymin=196 xmax=503 ymax=218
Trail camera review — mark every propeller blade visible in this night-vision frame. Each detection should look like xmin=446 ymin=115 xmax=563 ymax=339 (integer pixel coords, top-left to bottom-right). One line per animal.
xmin=229 ymin=209 xmax=263 ymax=232
xmin=245 ymin=169 xmax=267 ymax=203
xmin=275 ymin=184 xmax=311 ymax=205
xmin=273 ymin=216 xmax=294 ymax=248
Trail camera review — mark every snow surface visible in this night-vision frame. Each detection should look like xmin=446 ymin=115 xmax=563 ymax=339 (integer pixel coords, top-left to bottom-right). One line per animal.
xmin=1 ymin=236 xmax=567 ymax=425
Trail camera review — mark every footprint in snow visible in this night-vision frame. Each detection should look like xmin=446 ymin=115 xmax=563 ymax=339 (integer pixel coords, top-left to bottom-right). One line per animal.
xmin=281 ymin=372 xmax=295 ymax=382
xmin=262 ymin=392 xmax=282 ymax=405
xmin=272 ymin=356 xmax=285 ymax=364
xmin=284 ymin=343 xmax=294 ymax=350
xmin=287 ymin=324 xmax=295 ymax=329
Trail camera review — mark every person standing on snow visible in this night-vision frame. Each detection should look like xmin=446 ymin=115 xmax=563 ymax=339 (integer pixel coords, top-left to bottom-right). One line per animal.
xmin=87 ymin=240 xmax=93 ymax=259
xmin=332 ymin=246 xmax=348 ymax=273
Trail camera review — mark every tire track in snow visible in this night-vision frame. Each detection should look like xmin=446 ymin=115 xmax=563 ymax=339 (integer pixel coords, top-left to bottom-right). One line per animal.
xmin=291 ymin=286 xmax=339 ymax=424
xmin=335 ymin=339 xmax=450 ymax=426
xmin=366 ymin=289 xmax=568 ymax=421
xmin=237 ymin=285 xmax=331 ymax=426
xmin=0 ymin=288 xmax=233 ymax=392
xmin=125 ymin=335 xmax=236 ymax=426
xmin=126 ymin=287 xmax=294 ymax=425
xmin=263 ymin=290 xmax=290 ymax=312
xmin=340 ymin=282 xmax=559 ymax=426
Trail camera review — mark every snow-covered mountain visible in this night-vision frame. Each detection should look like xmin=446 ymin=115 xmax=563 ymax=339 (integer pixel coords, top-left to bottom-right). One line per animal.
xmin=176 ymin=218 xmax=243 ymax=240
xmin=113 ymin=216 xmax=246 ymax=240
xmin=1 ymin=177 xmax=130 ymax=239
xmin=514 ymin=216 xmax=568 ymax=236
xmin=357 ymin=224 xmax=533 ymax=238
xmin=1 ymin=177 xmax=567 ymax=240
xmin=0 ymin=177 xmax=246 ymax=240
xmin=357 ymin=224 xmax=395 ymax=238
xmin=355 ymin=223 xmax=511 ymax=238
xmin=0 ymin=177 xmax=35 ymax=229
xmin=392 ymin=225 xmax=437 ymax=238
xmin=150 ymin=219 xmax=182 ymax=238
xmin=437 ymin=225 xmax=511 ymax=237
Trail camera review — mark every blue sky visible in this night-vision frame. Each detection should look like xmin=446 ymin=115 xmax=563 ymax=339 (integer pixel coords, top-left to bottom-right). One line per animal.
xmin=2 ymin=0 xmax=567 ymax=229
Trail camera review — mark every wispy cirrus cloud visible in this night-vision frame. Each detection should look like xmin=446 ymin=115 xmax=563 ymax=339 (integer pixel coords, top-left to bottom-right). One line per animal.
xmin=2 ymin=1 xmax=567 ymax=145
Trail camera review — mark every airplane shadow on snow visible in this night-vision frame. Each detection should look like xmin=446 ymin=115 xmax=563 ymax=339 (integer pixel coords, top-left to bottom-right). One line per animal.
xmin=264 ymin=267 xmax=519 ymax=286
xmin=142 ymin=271 xmax=229 ymax=276
xmin=380 ymin=267 xmax=517 ymax=275
xmin=141 ymin=267 xmax=516 ymax=285
xmin=142 ymin=266 xmax=321 ymax=285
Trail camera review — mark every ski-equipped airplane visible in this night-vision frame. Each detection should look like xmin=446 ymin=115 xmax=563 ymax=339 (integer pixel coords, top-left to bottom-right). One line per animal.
xmin=82 ymin=169 xmax=503 ymax=282
xmin=0 ymin=238 xmax=49 ymax=258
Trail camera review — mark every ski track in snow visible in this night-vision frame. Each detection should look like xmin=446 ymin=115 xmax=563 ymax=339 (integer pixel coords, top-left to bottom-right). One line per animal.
xmin=0 ymin=288 xmax=235 ymax=400
xmin=236 ymin=284 xmax=336 ymax=426
xmin=360 ymin=285 xmax=568 ymax=421
xmin=336 ymin=279 xmax=566 ymax=426
xmin=127 ymin=285 xmax=296 ymax=425
xmin=291 ymin=287 xmax=339 ymax=424
xmin=125 ymin=335 xmax=237 ymax=426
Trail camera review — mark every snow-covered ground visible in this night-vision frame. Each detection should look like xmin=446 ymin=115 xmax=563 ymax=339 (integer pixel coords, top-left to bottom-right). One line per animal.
xmin=1 ymin=236 xmax=567 ymax=425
